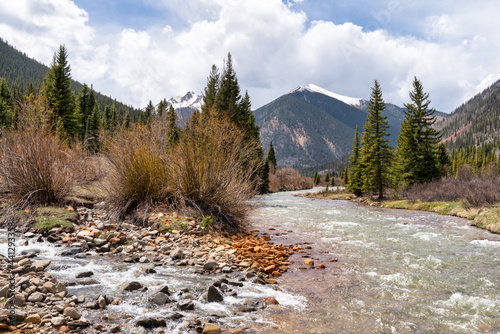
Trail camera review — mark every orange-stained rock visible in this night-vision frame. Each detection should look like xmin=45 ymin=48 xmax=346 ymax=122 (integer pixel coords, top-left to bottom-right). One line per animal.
xmin=109 ymin=237 xmax=121 ymax=244
xmin=304 ymin=259 xmax=314 ymax=266
xmin=91 ymin=231 xmax=101 ymax=238
xmin=154 ymin=237 xmax=166 ymax=243
xmin=263 ymin=265 xmax=276 ymax=274
xmin=62 ymin=236 xmax=74 ymax=243
xmin=67 ymin=206 xmax=74 ymax=211
xmin=58 ymin=325 xmax=70 ymax=333
xmin=116 ymin=232 xmax=126 ymax=238
xmin=173 ymin=212 xmax=178 ymax=218
xmin=317 ymin=264 xmax=326 ymax=269
xmin=271 ymin=271 xmax=282 ymax=277
xmin=262 ymin=297 xmax=280 ymax=305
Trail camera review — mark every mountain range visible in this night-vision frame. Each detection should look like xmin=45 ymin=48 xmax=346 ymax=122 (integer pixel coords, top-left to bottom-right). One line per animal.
xmin=253 ymin=84 xmax=407 ymax=168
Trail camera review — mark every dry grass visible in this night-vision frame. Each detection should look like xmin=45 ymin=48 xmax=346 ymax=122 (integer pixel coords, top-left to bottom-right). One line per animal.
xmin=0 ymin=98 xmax=89 ymax=206
xmin=397 ymin=175 xmax=500 ymax=208
xmin=103 ymin=117 xmax=260 ymax=230
xmin=269 ymin=167 xmax=313 ymax=193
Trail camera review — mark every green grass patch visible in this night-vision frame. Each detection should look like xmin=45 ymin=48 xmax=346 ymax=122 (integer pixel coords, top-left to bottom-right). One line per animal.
xmin=32 ymin=206 xmax=77 ymax=231
xmin=299 ymin=190 xmax=354 ymax=201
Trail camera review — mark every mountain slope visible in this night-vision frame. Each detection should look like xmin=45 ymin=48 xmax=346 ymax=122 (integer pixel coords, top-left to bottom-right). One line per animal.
xmin=254 ymin=85 xmax=406 ymax=168
xmin=0 ymin=38 xmax=140 ymax=121
xmin=435 ymin=79 xmax=500 ymax=150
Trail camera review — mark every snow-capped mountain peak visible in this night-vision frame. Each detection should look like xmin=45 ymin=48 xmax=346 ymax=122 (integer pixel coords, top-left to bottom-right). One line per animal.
xmin=290 ymin=84 xmax=363 ymax=108
xmin=167 ymin=91 xmax=203 ymax=111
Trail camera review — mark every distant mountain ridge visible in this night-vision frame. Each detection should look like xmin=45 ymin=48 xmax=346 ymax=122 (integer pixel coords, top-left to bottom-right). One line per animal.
xmin=435 ymin=79 xmax=500 ymax=150
xmin=254 ymin=84 xmax=406 ymax=168
xmin=166 ymin=91 xmax=203 ymax=111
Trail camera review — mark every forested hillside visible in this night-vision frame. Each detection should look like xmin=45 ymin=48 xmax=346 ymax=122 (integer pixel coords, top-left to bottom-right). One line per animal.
xmin=0 ymin=38 xmax=140 ymax=121
xmin=436 ymin=79 xmax=500 ymax=151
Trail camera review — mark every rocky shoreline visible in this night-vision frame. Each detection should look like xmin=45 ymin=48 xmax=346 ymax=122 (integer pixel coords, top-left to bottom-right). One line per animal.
xmin=0 ymin=203 xmax=312 ymax=333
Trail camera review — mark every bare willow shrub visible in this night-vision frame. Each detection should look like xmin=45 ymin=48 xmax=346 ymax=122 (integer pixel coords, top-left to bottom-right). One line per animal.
xmin=104 ymin=123 xmax=172 ymax=214
xmin=0 ymin=97 xmax=87 ymax=205
xmin=269 ymin=167 xmax=313 ymax=192
xmin=169 ymin=118 xmax=260 ymax=230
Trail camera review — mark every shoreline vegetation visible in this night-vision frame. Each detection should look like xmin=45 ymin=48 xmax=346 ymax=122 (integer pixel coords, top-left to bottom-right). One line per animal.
xmin=299 ymin=183 xmax=500 ymax=234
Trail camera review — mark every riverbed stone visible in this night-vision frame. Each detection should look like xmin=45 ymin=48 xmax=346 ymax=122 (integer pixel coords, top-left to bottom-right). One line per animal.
xmin=32 ymin=259 xmax=51 ymax=270
xmin=76 ymin=271 xmax=94 ymax=278
xmin=177 ymin=299 xmax=194 ymax=311
xmin=27 ymin=292 xmax=45 ymax=302
xmin=170 ymin=248 xmax=184 ymax=260
xmin=149 ymin=292 xmax=170 ymax=305
xmin=51 ymin=317 xmax=66 ymax=326
xmin=203 ymin=324 xmax=222 ymax=334
xmin=25 ymin=314 xmax=42 ymax=324
xmin=203 ymin=261 xmax=218 ymax=271
xmin=63 ymin=307 xmax=81 ymax=320
xmin=97 ymin=295 xmax=107 ymax=309
xmin=122 ymin=281 xmax=143 ymax=291
xmin=262 ymin=297 xmax=279 ymax=305
xmin=156 ymin=285 xmax=170 ymax=295
xmin=136 ymin=316 xmax=166 ymax=328
xmin=207 ymin=285 xmax=224 ymax=303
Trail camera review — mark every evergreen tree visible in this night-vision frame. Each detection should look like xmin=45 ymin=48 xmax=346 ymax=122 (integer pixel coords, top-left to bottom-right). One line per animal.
xmin=266 ymin=141 xmax=277 ymax=170
xmin=330 ymin=176 xmax=335 ymax=187
xmin=157 ymin=99 xmax=166 ymax=118
xmin=0 ymin=99 xmax=12 ymax=129
xmin=348 ymin=126 xmax=364 ymax=196
xmin=325 ymin=172 xmax=330 ymax=183
xmin=201 ymin=64 xmax=220 ymax=118
xmin=123 ymin=111 xmax=131 ymax=129
xmin=213 ymin=53 xmax=241 ymax=121
xmin=436 ymin=143 xmax=451 ymax=175
xmin=167 ymin=105 xmax=180 ymax=145
xmin=41 ymin=45 xmax=79 ymax=140
xmin=313 ymin=171 xmax=320 ymax=186
xmin=342 ymin=167 xmax=349 ymax=185
xmin=76 ymin=84 xmax=95 ymax=140
xmin=393 ymin=77 xmax=441 ymax=185
xmin=0 ymin=78 xmax=12 ymax=108
xmin=84 ymin=104 xmax=101 ymax=152
xmin=359 ymin=80 xmax=393 ymax=199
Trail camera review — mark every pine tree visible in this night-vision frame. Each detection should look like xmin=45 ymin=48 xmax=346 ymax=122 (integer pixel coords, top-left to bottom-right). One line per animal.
xmin=84 ymin=104 xmax=101 ymax=152
xmin=167 ymin=105 xmax=180 ymax=145
xmin=41 ymin=45 xmax=79 ymax=141
xmin=325 ymin=172 xmax=330 ymax=183
xmin=76 ymin=84 xmax=95 ymax=140
xmin=157 ymin=99 xmax=166 ymax=118
xmin=266 ymin=141 xmax=277 ymax=170
xmin=330 ymin=176 xmax=335 ymax=187
xmin=123 ymin=111 xmax=131 ymax=129
xmin=0 ymin=78 xmax=12 ymax=108
xmin=342 ymin=167 xmax=349 ymax=185
xmin=359 ymin=81 xmax=393 ymax=199
xmin=213 ymin=53 xmax=241 ymax=121
xmin=0 ymin=78 xmax=13 ymax=129
xmin=313 ymin=171 xmax=320 ymax=186
xmin=393 ymin=77 xmax=441 ymax=185
xmin=348 ymin=126 xmax=364 ymax=196
xmin=201 ymin=64 xmax=220 ymax=118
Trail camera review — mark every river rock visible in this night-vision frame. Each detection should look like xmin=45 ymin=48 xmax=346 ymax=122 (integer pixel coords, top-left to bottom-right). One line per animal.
xmin=63 ymin=307 xmax=81 ymax=320
xmin=97 ymin=295 xmax=107 ymax=309
xmin=122 ymin=281 xmax=143 ymax=291
xmin=165 ymin=312 xmax=183 ymax=320
xmin=27 ymin=292 xmax=45 ymax=302
xmin=32 ymin=259 xmax=51 ymax=270
xmin=67 ymin=317 xmax=89 ymax=327
xmin=203 ymin=324 xmax=222 ymax=334
xmin=203 ymin=261 xmax=218 ymax=271
xmin=76 ymin=271 xmax=94 ymax=278
xmin=207 ymin=285 xmax=224 ymax=303
xmin=24 ymin=314 xmax=42 ymax=324
xmin=4 ymin=293 xmax=25 ymax=307
xmin=149 ymin=292 xmax=170 ymax=305
xmin=136 ymin=316 xmax=166 ymax=328
xmin=156 ymin=285 xmax=170 ymax=295
xmin=94 ymin=238 xmax=107 ymax=247
xmin=262 ymin=297 xmax=280 ymax=305
xmin=177 ymin=299 xmax=194 ymax=311
xmin=170 ymin=248 xmax=184 ymax=260
xmin=51 ymin=316 xmax=66 ymax=326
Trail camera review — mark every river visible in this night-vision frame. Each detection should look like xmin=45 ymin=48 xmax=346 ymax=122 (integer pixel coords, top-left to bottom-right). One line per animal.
xmin=248 ymin=189 xmax=500 ymax=334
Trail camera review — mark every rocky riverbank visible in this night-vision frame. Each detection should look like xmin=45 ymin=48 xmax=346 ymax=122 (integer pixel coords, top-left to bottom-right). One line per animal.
xmin=0 ymin=203 xmax=312 ymax=333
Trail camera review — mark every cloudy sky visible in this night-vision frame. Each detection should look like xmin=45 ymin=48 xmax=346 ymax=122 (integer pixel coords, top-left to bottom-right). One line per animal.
xmin=0 ymin=0 xmax=499 ymax=112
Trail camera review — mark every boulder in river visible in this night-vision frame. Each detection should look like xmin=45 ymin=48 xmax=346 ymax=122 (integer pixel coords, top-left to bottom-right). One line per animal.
xmin=206 ymin=285 xmax=224 ymax=303
xmin=121 ymin=281 xmax=144 ymax=291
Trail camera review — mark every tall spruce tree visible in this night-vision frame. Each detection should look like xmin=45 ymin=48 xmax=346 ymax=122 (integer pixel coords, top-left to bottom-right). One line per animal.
xmin=0 ymin=78 xmax=13 ymax=129
xmin=213 ymin=53 xmax=241 ymax=121
xmin=84 ymin=104 xmax=101 ymax=152
xmin=393 ymin=77 xmax=441 ymax=185
xmin=41 ymin=45 xmax=79 ymax=140
xmin=201 ymin=64 xmax=220 ymax=118
xmin=266 ymin=141 xmax=277 ymax=170
xmin=167 ymin=105 xmax=180 ymax=145
xmin=313 ymin=171 xmax=320 ymax=186
xmin=360 ymin=80 xmax=392 ymax=199
xmin=157 ymin=99 xmax=167 ymax=118
xmin=348 ymin=126 xmax=363 ymax=196
xmin=76 ymin=84 xmax=95 ymax=140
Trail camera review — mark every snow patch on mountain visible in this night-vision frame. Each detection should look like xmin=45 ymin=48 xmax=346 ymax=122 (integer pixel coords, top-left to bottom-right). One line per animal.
xmin=167 ymin=91 xmax=203 ymax=110
xmin=290 ymin=84 xmax=364 ymax=108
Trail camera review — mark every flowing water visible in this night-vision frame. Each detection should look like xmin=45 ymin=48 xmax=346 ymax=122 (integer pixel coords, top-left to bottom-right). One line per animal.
xmin=2 ymin=189 xmax=500 ymax=333
xmin=248 ymin=189 xmax=500 ymax=334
